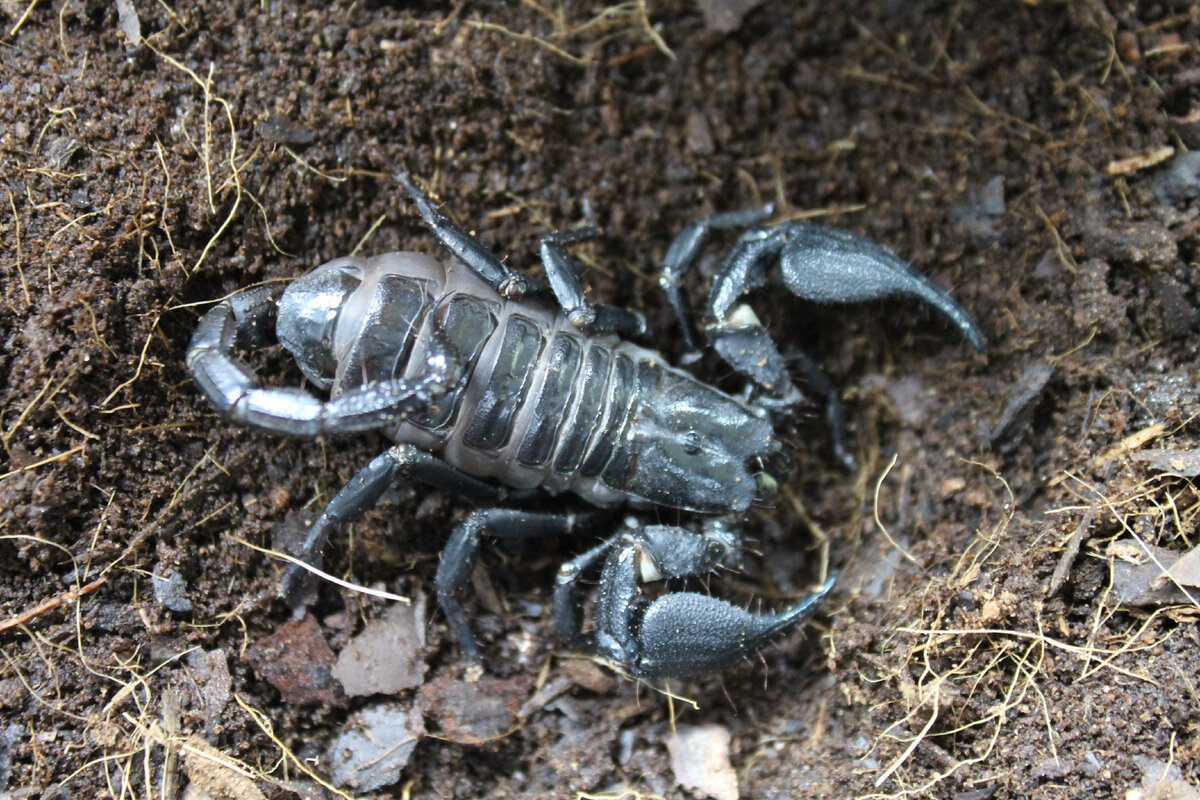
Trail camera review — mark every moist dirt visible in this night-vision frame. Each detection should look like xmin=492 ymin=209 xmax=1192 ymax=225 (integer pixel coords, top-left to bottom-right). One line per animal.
xmin=2 ymin=1 xmax=1199 ymax=798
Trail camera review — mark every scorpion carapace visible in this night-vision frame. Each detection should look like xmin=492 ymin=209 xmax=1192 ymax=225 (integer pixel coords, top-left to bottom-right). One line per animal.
xmin=188 ymin=172 xmax=982 ymax=679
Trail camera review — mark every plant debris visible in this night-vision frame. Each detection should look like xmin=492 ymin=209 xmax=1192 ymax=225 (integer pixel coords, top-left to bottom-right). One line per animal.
xmin=333 ymin=594 xmax=428 ymax=697
xmin=1110 ymin=538 xmax=1200 ymax=608
xmin=1132 ymin=448 xmax=1200 ymax=478
xmin=418 ymin=673 xmax=530 ymax=744
xmin=244 ymin=615 xmax=344 ymax=707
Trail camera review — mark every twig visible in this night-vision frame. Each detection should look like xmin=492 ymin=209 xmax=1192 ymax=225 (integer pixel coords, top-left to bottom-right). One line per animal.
xmin=0 ymin=577 xmax=106 ymax=633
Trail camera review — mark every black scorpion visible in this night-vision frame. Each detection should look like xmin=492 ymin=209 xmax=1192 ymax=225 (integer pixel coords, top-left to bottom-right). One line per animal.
xmin=187 ymin=173 xmax=983 ymax=679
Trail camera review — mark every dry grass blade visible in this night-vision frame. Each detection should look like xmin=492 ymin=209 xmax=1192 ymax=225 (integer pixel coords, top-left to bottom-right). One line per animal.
xmin=231 ymin=535 xmax=412 ymax=604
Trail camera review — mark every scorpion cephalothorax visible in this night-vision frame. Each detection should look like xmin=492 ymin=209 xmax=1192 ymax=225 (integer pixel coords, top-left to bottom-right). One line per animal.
xmin=188 ymin=172 xmax=982 ymax=679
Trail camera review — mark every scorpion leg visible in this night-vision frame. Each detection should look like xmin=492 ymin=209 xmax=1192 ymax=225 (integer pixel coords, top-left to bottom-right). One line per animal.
xmin=188 ymin=289 xmax=461 ymax=437
xmin=590 ymin=303 xmax=649 ymax=338
xmin=436 ymin=509 xmax=583 ymax=661
xmin=788 ymin=349 xmax=856 ymax=471
xmin=397 ymin=171 xmax=546 ymax=300
xmin=552 ymin=529 xmax=625 ymax=650
xmin=571 ymin=520 xmax=833 ymax=679
xmin=282 ymin=444 xmax=514 ymax=612
xmin=538 ymin=226 xmax=647 ymax=338
xmin=659 ymin=207 xmax=773 ymax=351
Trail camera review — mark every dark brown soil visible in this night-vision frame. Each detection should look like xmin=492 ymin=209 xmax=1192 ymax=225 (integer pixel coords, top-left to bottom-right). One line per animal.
xmin=2 ymin=1 xmax=1199 ymax=798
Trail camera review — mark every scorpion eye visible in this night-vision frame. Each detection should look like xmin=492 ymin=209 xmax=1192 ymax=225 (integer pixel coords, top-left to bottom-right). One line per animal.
xmin=682 ymin=431 xmax=703 ymax=456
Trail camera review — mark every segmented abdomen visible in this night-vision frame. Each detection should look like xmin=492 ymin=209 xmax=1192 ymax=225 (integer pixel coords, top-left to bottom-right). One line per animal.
xmin=329 ymin=252 xmax=655 ymax=505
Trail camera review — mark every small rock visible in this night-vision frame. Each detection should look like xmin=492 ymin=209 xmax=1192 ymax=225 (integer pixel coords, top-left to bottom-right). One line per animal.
xmin=1153 ymin=150 xmax=1200 ymax=206
xmin=1110 ymin=539 xmax=1190 ymax=607
xmin=333 ymin=595 xmax=428 ymax=697
xmin=988 ymin=363 xmax=1053 ymax=453
xmin=518 ymin=676 xmax=573 ymax=719
xmin=1031 ymin=755 xmax=1073 ymax=779
xmin=152 ymin=568 xmax=192 ymax=613
xmin=181 ymin=784 xmax=215 ymax=800
xmin=667 ymin=724 xmax=738 ymax=800
xmin=0 ymin=723 xmax=21 ymax=787
xmin=1032 ymin=247 xmax=1066 ymax=283
xmin=418 ymin=673 xmax=529 ymax=744
xmin=686 ymin=110 xmax=715 ymax=155
xmin=549 ymin=722 xmax=614 ymax=788
xmin=1083 ymin=219 xmax=1177 ymax=271
xmin=326 ymin=703 xmax=424 ymax=792
xmin=1132 ymin=372 xmax=1199 ymax=421
xmin=182 ymin=735 xmax=267 ymax=800
xmin=869 ymin=374 xmax=931 ymax=427
xmin=560 ymin=657 xmax=616 ymax=694
xmin=841 ymin=539 xmax=902 ymax=599
xmin=1128 ymin=754 xmax=1200 ymax=800
xmin=979 ymin=598 xmax=1003 ymax=625
xmin=1115 ymin=30 xmax=1140 ymax=65
xmin=1168 ymin=545 xmax=1200 ymax=589
xmin=257 ymin=114 xmax=315 ymax=145
xmin=114 ymin=0 xmax=141 ymax=47
xmin=1146 ymin=271 xmax=1196 ymax=340
xmin=1071 ymin=259 xmax=1127 ymax=336
xmin=244 ymin=615 xmax=343 ymax=707
xmin=696 ymin=0 xmax=767 ymax=34
xmin=186 ymin=649 xmax=232 ymax=722
xmin=954 ymin=789 xmax=998 ymax=800
xmin=953 ymin=176 xmax=1006 ymax=243
xmin=939 ymin=476 xmax=967 ymax=497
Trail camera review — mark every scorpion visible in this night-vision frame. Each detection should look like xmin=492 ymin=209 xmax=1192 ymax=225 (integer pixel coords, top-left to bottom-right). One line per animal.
xmin=187 ymin=172 xmax=983 ymax=679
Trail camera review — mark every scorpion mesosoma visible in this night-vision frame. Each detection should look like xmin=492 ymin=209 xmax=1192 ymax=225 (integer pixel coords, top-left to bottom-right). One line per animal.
xmin=187 ymin=173 xmax=983 ymax=679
